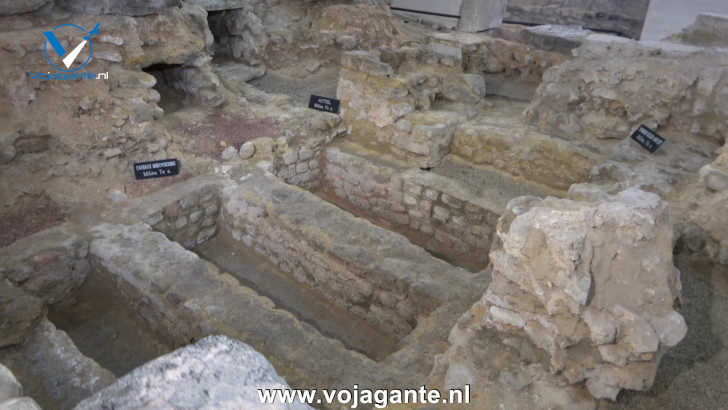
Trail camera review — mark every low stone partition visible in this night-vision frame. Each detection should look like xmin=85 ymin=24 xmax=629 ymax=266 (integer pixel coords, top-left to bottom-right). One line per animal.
xmin=86 ymin=222 xmax=412 ymax=390
xmin=221 ymin=169 xmax=475 ymax=337
xmin=323 ymin=144 xmax=500 ymax=269
xmin=452 ymin=118 xmax=603 ymax=192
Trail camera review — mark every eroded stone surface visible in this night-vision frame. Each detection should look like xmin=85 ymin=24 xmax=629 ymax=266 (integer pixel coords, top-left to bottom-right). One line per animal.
xmin=0 ymin=280 xmax=43 ymax=348
xmin=75 ymin=335 xmax=312 ymax=410
xmin=668 ymin=13 xmax=728 ymax=47
xmin=433 ymin=188 xmax=686 ymax=407
xmin=526 ymin=35 xmax=728 ymax=144
xmin=0 ymin=223 xmax=89 ymax=306
xmin=0 ymin=365 xmax=21 ymax=403
xmin=0 ymin=397 xmax=42 ymax=410
xmin=505 ymin=0 xmax=650 ymax=39
xmin=0 ymin=319 xmax=116 ymax=410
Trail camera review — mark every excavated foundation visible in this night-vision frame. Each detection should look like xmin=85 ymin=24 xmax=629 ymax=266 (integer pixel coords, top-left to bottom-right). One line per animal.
xmin=4 ymin=2 xmax=728 ymax=408
xmin=47 ymin=273 xmax=173 ymax=377
xmin=0 ymin=172 xmax=487 ymax=408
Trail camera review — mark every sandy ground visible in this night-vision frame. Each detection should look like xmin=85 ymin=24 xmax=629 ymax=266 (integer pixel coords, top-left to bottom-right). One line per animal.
xmin=641 ymin=0 xmax=728 ymax=40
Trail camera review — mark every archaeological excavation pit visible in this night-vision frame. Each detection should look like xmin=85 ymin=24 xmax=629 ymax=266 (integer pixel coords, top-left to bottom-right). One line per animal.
xmin=3 ymin=1 xmax=728 ymax=409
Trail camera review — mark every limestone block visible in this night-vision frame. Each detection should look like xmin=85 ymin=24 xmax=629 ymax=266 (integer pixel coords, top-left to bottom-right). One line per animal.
xmin=520 ymin=25 xmax=591 ymax=54
xmin=437 ymin=188 xmax=686 ymax=407
xmin=75 ymin=335 xmax=312 ymax=410
xmin=0 ymin=280 xmax=43 ymax=348
xmin=481 ymin=188 xmax=685 ymax=400
xmin=0 ymin=224 xmax=89 ymax=306
xmin=391 ymin=111 xmax=464 ymax=168
xmin=699 ymin=164 xmax=728 ymax=192
xmin=342 ymin=51 xmax=394 ymax=76
xmin=221 ymin=145 xmax=238 ymax=161
xmin=0 ymin=365 xmax=21 ymax=403
xmin=239 ymin=141 xmax=256 ymax=159
xmin=1 ymin=319 xmax=116 ymax=409
xmin=212 ymin=62 xmax=266 ymax=84
xmin=0 ymin=398 xmax=42 ymax=410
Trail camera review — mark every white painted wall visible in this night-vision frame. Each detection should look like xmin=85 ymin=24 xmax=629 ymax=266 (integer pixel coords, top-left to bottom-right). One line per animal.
xmin=390 ymin=0 xmax=462 ymax=16
xmin=390 ymin=0 xmax=505 ymax=32
xmin=641 ymin=0 xmax=728 ymax=40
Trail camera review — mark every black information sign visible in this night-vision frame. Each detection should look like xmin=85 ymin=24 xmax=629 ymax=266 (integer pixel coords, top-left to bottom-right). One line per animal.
xmin=134 ymin=159 xmax=180 ymax=180
xmin=630 ymin=125 xmax=665 ymax=153
xmin=308 ymin=95 xmax=340 ymax=114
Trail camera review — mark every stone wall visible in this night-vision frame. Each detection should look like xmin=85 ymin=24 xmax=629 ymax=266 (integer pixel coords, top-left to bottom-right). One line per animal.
xmin=0 ymin=319 xmax=116 ymax=409
xmin=323 ymin=145 xmax=498 ymax=268
xmin=274 ymin=139 xmax=326 ymax=190
xmin=0 ymin=223 xmax=89 ymax=310
xmin=146 ymin=186 xmax=221 ymax=249
xmin=504 ymin=0 xmax=650 ymax=39
xmin=526 ymin=35 xmax=728 ymax=146
xmin=687 ymin=146 xmax=728 ymax=265
xmin=86 ymin=222 xmax=413 ymax=390
xmin=430 ymin=31 xmax=568 ymax=84
xmin=112 ymin=176 xmax=227 ymax=249
xmin=337 ymin=48 xmax=485 ymax=150
xmin=222 ymin=170 xmax=474 ymax=338
xmin=452 ymin=120 xmax=602 ymax=191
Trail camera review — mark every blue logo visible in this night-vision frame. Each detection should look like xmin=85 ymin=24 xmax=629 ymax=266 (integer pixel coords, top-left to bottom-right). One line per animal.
xmin=44 ymin=23 xmax=99 ymax=72
xmin=29 ymin=22 xmax=108 ymax=81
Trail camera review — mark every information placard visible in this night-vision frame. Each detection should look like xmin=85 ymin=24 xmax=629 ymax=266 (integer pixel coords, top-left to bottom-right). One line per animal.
xmin=630 ymin=125 xmax=665 ymax=153
xmin=134 ymin=159 xmax=180 ymax=180
xmin=308 ymin=95 xmax=340 ymax=114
